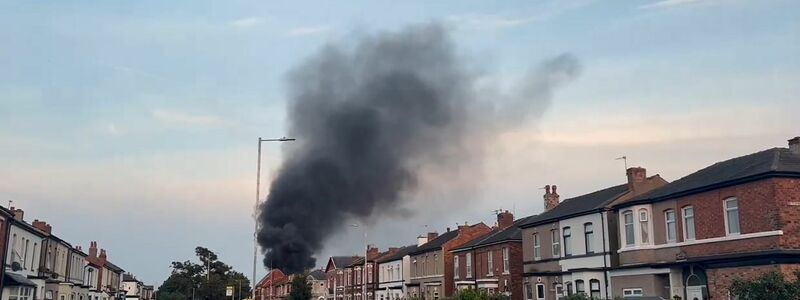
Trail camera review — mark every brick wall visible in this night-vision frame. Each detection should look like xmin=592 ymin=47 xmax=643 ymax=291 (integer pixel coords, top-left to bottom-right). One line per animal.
xmin=776 ymin=178 xmax=800 ymax=249
xmin=706 ymin=264 xmax=800 ymax=300
xmin=443 ymin=224 xmax=492 ymax=297
xmin=474 ymin=243 xmax=524 ymax=300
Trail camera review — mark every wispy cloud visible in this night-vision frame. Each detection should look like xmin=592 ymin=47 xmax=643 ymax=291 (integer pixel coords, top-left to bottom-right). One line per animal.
xmin=286 ymin=26 xmax=330 ymax=37
xmin=151 ymin=109 xmax=224 ymax=127
xmin=230 ymin=17 xmax=265 ymax=29
xmin=639 ymin=0 xmax=707 ymax=9
xmin=447 ymin=14 xmax=539 ymax=30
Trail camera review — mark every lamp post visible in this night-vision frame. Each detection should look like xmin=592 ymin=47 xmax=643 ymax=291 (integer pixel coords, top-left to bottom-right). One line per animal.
xmin=350 ymin=224 xmax=368 ymax=300
xmin=254 ymin=137 xmax=296 ymax=300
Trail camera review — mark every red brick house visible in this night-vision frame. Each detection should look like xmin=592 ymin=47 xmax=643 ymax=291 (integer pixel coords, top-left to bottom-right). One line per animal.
xmin=408 ymin=223 xmax=492 ymax=300
xmin=325 ymin=256 xmax=360 ymax=300
xmin=255 ymin=269 xmax=286 ymax=300
xmin=451 ymin=211 xmax=530 ymax=300
xmin=609 ymin=137 xmax=800 ymax=300
xmin=0 ymin=206 xmax=13 ymax=299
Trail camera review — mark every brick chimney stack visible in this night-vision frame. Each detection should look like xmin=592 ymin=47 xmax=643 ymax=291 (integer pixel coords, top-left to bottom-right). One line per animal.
xmin=10 ymin=207 xmax=24 ymax=221
xmin=89 ymin=241 xmax=98 ymax=258
xmin=497 ymin=210 xmax=514 ymax=229
xmin=32 ymin=220 xmax=52 ymax=234
xmin=99 ymin=249 xmax=107 ymax=264
xmin=789 ymin=137 xmax=800 ymax=155
xmin=417 ymin=235 xmax=429 ymax=246
xmin=626 ymin=167 xmax=647 ymax=192
xmin=367 ymin=246 xmax=380 ymax=259
xmin=427 ymin=232 xmax=439 ymax=241
xmin=544 ymin=185 xmax=560 ymax=211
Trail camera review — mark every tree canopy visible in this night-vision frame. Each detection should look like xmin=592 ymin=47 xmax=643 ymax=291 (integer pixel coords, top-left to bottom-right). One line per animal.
xmin=728 ymin=270 xmax=800 ymax=300
xmin=288 ymin=275 xmax=312 ymax=300
xmin=157 ymin=246 xmax=252 ymax=300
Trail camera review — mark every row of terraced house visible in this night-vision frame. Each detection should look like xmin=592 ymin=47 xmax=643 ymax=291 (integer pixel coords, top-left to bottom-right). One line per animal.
xmin=256 ymin=137 xmax=800 ymax=300
xmin=0 ymin=206 xmax=154 ymax=300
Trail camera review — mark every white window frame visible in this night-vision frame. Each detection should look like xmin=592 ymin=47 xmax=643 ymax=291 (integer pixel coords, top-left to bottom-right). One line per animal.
xmin=533 ymin=233 xmax=541 ymax=260
xmin=487 ymin=251 xmax=493 ymax=276
xmin=623 ymin=210 xmax=635 ymax=246
xmin=589 ymin=279 xmax=601 ymax=299
xmin=639 ymin=209 xmax=650 ymax=244
xmin=683 ymin=206 xmax=695 ymax=241
xmin=562 ymin=227 xmax=572 ymax=256
xmin=453 ymin=255 xmax=459 ymax=279
xmin=534 ymin=283 xmax=545 ymax=300
xmin=622 ymin=288 xmax=643 ymax=296
xmin=724 ymin=198 xmax=740 ymax=236
xmin=551 ymin=229 xmax=561 ymax=257
xmin=665 ymin=209 xmax=677 ymax=243
xmin=466 ymin=252 xmax=473 ymax=278
xmin=502 ymin=247 xmax=510 ymax=274
xmin=584 ymin=223 xmax=594 ymax=254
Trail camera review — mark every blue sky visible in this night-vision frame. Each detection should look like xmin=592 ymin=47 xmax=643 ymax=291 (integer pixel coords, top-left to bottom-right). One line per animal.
xmin=1 ymin=0 xmax=799 ymax=287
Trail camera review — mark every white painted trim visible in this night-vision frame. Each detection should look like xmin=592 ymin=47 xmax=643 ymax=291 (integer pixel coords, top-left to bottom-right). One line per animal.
xmin=609 ymin=268 xmax=671 ymax=277
xmin=724 ymin=197 xmax=740 ymax=236
xmin=618 ymin=230 xmax=783 ymax=253
xmin=476 ymin=279 xmax=499 ymax=283
xmin=454 ymin=281 xmax=475 ymax=285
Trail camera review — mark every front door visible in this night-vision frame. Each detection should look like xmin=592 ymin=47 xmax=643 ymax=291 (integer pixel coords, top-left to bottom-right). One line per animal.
xmin=686 ymin=286 xmax=704 ymax=300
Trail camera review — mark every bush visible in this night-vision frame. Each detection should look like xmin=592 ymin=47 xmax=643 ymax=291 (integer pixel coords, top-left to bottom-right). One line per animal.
xmin=728 ymin=270 xmax=800 ymax=300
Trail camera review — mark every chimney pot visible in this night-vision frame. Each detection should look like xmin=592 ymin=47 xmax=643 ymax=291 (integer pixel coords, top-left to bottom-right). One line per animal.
xmin=789 ymin=137 xmax=800 ymax=155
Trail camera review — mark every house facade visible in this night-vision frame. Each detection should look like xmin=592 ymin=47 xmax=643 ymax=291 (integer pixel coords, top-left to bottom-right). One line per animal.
xmin=609 ymin=138 xmax=800 ymax=300
xmin=451 ymin=211 xmax=526 ymax=300
xmin=408 ymin=223 xmax=492 ymax=300
xmin=308 ymin=269 xmax=328 ymax=300
xmin=256 ymin=269 xmax=286 ymax=300
xmin=376 ymin=245 xmax=417 ymax=300
xmin=325 ymin=256 xmax=358 ymax=300
xmin=520 ymin=167 xmax=667 ymax=300
xmin=4 ymin=208 xmax=47 ymax=300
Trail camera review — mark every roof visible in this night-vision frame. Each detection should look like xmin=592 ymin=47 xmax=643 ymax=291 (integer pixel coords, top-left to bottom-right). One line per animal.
xmin=307 ymin=269 xmax=326 ymax=280
xmin=453 ymin=216 xmax=535 ymax=252
xmin=520 ymin=183 xmax=631 ymax=228
xmin=105 ymin=261 xmax=124 ymax=272
xmin=376 ymin=245 xmax=418 ymax=263
xmin=620 ymin=148 xmax=800 ymax=206
xmin=330 ymin=256 xmax=359 ymax=269
xmin=123 ymin=274 xmax=137 ymax=282
xmin=3 ymin=272 xmax=37 ymax=287
xmin=409 ymin=225 xmax=477 ymax=255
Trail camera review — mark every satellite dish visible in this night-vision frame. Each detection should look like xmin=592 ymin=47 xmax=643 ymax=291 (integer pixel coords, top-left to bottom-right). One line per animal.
xmin=11 ymin=262 xmax=21 ymax=271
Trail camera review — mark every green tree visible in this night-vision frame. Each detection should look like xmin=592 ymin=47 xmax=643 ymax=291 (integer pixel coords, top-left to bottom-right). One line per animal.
xmin=157 ymin=246 xmax=252 ymax=300
xmin=288 ymin=275 xmax=312 ymax=300
xmin=728 ymin=270 xmax=800 ymax=300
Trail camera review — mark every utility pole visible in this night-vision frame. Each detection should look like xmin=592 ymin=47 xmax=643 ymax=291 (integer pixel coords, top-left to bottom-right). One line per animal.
xmin=254 ymin=137 xmax=296 ymax=300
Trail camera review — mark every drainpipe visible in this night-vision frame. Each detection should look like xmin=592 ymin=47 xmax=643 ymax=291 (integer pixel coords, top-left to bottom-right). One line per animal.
xmin=601 ymin=209 xmax=609 ymax=300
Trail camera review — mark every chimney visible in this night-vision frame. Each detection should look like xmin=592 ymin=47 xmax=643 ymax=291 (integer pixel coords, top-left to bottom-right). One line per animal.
xmin=10 ymin=207 xmax=24 ymax=221
xmin=99 ymin=249 xmax=107 ymax=263
xmin=626 ymin=167 xmax=647 ymax=192
xmin=497 ymin=210 xmax=514 ymax=229
xmin=427 ymin=232 xmax=439 ymax=241
xmin=416 ymin=235 xmax=428 ymax=246
xmin=32 ymin=220 xmax=52 ymax=234
xmin=89 ymin=241 xmax=98 ymax=258
xmin=367 ymin=246 xmax=379 ymax=260
xmin=789 ymin=137 xmax=800 ymax=155
xmin=544 ymin=185 xmax=560 ymax=211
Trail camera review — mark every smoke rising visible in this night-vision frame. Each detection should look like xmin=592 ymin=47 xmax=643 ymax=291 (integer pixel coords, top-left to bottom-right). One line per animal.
xmin=257 ymin=23 xmax=580 ymax=274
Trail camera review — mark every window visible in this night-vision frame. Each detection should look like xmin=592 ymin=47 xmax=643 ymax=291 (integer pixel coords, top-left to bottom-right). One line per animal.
xmin=639 ymin=209 xmax=650 ymax=244
xmin=487 ymin=251 xmax=493 ymax=276
xmin=589 ymin=279 xmax=601 ymax=298
xmin=622 ymin=288 xmax=643 ymax=296
xmin=535 ymin=284 xmax=545 ymax=300
xmin=683 ymin=206 xmax=695 ymax=240
xmin=575 ymin=280 xmax=585 ymax=294
xmin=9 ymin=286 xmax=33 ymax=300
xmin=502 ymin=248 xmax=509 ymax=273
xmin=433 ymin=254 xmax=438 ymax=274
xmin=584 ymin=223 xmax=594 ymax=254
xmin=725 ymin=198 xmax=740 ymax=235
xmin=665 ymin=210 xmax=677 ymax=242
xmin=466 ymin=253 xmax=472 ymax=278
xmin=533 ymin=233 xmax=541 ymax=260
xmin=565 ymin=282 xmax=573 ymax=296
xmin=525 ymin=283 xmax=533 ymax=300
xmin=551 ymin=229 xmax=561 ymax=257
xmin=623 ymin=211 xmax=635 ymax=246
xmin=555 ymin=284 xmax=563 ymax=297
xmin=562 ymin=227 xmax=572 ymax=256
xmin=454 ymin=256 xmax=459 ymax=279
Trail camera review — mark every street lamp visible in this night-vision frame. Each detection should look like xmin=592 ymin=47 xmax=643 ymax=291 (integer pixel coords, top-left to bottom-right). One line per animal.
xmin=350 ymin=224 xmax=368 ymax=300
xmin=254 ymin=136 xmax=296 ymax=300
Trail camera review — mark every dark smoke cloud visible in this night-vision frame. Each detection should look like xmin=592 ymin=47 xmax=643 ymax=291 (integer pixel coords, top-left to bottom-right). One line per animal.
xmin=258 ymin=23 xmax=580 ymax=274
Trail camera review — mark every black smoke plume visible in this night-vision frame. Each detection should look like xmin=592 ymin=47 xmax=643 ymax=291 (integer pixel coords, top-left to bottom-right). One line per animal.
xmin=257 ymin=23 xmax=580 ymax=274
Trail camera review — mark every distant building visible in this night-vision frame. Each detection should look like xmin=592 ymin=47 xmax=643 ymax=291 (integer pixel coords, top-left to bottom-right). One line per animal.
xmin=4 ymin=207 xmax=47 ymax=300
xmin=122 ymin=273 xmax=143 ymax=299
xmin=307 ymin=269 xmax=327 ymax=300
xmin=324 ymin=256 xmax=359 ymax=300
xmin=376 ymin=244 xmax=418 ymax=300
